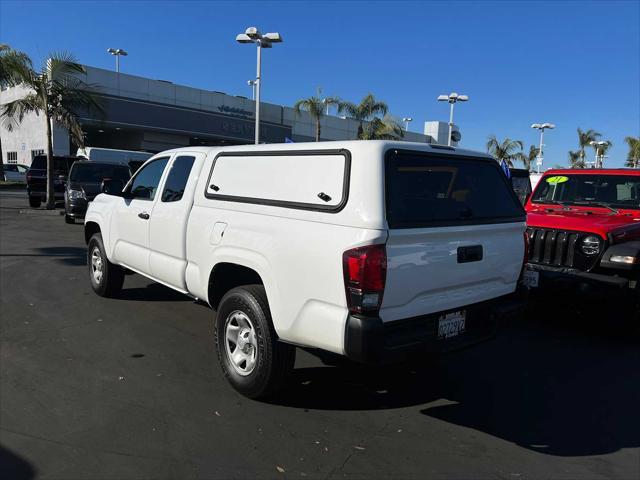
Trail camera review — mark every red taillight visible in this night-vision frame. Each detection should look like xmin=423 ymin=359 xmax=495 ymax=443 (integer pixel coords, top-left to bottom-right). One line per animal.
xmin=343 ymin=244 xmax=387 ymax=314
xmin=26 ymin=171 xmax=32 ymax=182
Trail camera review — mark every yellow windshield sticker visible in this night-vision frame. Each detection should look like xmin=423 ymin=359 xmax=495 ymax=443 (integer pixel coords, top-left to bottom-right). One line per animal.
xmin=546 ymin=175 xmax=569 ymax=185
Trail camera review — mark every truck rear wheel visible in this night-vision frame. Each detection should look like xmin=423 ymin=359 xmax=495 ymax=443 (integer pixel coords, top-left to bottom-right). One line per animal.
xmin=215 ymin=285 xmax=295 ymax=399
xmin=88 ymin=233 xmax=124 ymax=297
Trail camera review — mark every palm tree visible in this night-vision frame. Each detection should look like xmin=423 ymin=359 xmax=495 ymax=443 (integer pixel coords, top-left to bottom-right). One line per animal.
xmin=360 ymin=115 xmax=404 ymax=140
xmin=568 ymin=150 xmax=584 ymax=169
xmin=486 ymin=135 xmax=526 ymax=167
xmin=577 ymin=128 xmax=601 ymax=166
xmin=524 ymin=145 xmax=540 ymax=171
xmin=1 ymin=49 xmax=102 ymax=208
xmin=624 ymin=136 xmax=640 ymax=168
xmin=591 ymin=140 xmax=612 ymax=168
xmin=293 ymin=95 xmax=340 ymax=142
xmin=338 ymin=93 xmax=388 ymax=139
xmin=0 ymin=44 xmax=32 ymax=180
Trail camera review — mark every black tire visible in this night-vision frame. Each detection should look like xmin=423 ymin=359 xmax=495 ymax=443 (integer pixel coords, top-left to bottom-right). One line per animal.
xmin=64 ymin=214 xmax=75 ymax=224
xmin=29 ymin=196 xmax=41 ymax=208
xmin=214 ymin=285 xmax=295 ymax=399
xmin=87 ymin=233 xmax=124 ymax=297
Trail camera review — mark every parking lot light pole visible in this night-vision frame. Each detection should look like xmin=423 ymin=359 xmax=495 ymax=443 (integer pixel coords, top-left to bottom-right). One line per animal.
xmin=236 ymin=27 xmax=283 ymax=144
xmin=590 ymin=140 xmax=608 ymax=168
xmin=437 ymin=92 xmax=468 ymax=146
xmin=106 ymin=48 xmax=128 ymax=73
xmin=402 ymin=117 xmax=413 ymax=131
xmin=531 ymin=123 xmax=555 ymax=173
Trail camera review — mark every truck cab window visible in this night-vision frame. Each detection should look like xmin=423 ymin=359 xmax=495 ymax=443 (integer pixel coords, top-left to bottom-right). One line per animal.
xmin=128 ymin=158 xmax=169 ymax=200
xmin=162 ymin=156 xmax=195 ymax=202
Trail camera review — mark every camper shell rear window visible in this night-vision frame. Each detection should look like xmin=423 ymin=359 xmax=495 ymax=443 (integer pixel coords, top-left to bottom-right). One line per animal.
xmin=385 ymin=149 xmax=525 ymax=228
xmin=204 ymin=149 xmax=351 ymax=212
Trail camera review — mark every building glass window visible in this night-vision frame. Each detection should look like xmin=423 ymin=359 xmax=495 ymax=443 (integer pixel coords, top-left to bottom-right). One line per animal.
xmin=7 ymin=152 xmax=18 ymax=164
xmin=31 ymin=149 xmax=45 ymax=160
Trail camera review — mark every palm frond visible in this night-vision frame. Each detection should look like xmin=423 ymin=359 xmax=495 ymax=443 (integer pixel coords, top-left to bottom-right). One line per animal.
xmin=1 ymin=93 xmax=43 ymax=131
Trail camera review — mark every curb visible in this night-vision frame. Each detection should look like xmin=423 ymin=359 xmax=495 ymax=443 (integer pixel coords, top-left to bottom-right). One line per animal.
xmin=19 ymin=209 xmax=64 ymax=216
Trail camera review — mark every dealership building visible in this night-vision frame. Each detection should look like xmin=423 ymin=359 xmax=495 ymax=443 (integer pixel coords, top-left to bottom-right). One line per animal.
xmin=0 ymin=65 xmax=458 ymax=165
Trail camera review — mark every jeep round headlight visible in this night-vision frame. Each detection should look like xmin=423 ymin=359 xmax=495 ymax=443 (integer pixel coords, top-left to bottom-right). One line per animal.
xmin=580 ymin=235 xmax=601 ymax=256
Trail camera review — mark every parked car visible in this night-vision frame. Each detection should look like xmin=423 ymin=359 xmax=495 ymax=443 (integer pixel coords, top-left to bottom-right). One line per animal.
xmin=2 ymin=163 xmax=29 ymax=183
xmin=26 ymin=155 xmax=79 ymax=208
xmin=84 ymin=141 xmax=527 ymax=398
xmin=522 ymin=169 xmax=640 ymax=325
xmin=64 ymin=161 xmax=132 ymax=224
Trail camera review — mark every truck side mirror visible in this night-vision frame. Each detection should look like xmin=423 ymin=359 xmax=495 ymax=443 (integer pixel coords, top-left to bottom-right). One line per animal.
xmin=101 ymin=178 xmax=125 ymax=196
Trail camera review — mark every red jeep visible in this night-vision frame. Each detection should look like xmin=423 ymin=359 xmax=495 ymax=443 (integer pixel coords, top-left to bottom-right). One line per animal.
xmin=522 ymin=169 xmax=639 ymax=320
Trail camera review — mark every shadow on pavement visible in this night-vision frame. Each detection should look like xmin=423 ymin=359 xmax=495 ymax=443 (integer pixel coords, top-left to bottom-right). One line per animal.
xmin=271 ymin=311 xmax=640 ymax=458
xmin=0 ymin=247 xmax=87 ymax=266
xmin=0 ymin=445 xmax=36 ymax=480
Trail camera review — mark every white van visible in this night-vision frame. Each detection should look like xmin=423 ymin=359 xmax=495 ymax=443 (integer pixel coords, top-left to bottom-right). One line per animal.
xmin=76 ymin=147 xmax=153 ymax=172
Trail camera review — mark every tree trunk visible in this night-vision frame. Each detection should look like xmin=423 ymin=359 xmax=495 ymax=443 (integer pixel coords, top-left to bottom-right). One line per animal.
xmin=45 ymin=112 xmax=55 ymax=210
xmin=316 ymin=118 xmax=321 ymax=142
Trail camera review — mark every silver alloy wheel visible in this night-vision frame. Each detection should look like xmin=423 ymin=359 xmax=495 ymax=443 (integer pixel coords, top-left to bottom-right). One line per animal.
xmin=91 ymin=247 xmax=103 ymax=284
xmin=224 ymin=310 xmax=258 ymax=376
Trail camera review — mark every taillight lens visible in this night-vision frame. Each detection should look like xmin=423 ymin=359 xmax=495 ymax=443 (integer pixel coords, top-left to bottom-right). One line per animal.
xmin=26 ymin=171 xmax=32 ymax=182
xmin=343 ymin=244 xmax=387 ymax=314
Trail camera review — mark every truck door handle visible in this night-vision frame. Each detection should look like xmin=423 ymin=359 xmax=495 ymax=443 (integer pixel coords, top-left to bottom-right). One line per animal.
xmin=138 ymin=212 xmax=150 ymax=220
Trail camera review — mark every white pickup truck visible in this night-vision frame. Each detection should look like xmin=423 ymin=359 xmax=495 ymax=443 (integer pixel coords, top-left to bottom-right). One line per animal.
xmin=85 ymin=141 xmax=527 ymax=398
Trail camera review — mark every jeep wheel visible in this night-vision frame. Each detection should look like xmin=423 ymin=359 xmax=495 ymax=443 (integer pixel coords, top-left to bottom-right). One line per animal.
xmin=29 ymin=196 xmax=41 ymax=208
xmin=215 ymin=285 xmax=295 ymax=399
xmin=88 ymin=233 xmax=124 ymax=297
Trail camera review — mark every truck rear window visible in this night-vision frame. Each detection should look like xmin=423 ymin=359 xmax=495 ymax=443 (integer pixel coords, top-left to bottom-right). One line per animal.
xmin=385 ymin=151 xmax=525 ymax=228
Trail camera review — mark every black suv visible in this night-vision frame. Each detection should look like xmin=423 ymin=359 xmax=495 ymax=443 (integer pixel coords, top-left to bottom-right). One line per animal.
xmin=26 ymin=155 xmax=79 ymax=208
xmin=64 ymin=161 xmax=132 ymax=223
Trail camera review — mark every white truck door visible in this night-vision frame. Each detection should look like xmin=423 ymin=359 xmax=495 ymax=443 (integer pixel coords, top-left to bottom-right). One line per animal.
xmin=148 ymin=153 xmax=202 ymax=290
xmin=111 ymin=157 xmax=170 ymax=273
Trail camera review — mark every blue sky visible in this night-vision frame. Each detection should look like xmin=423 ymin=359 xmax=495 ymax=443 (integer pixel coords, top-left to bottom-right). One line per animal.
xmin=1 ymin=0 xmax=638 ymax=167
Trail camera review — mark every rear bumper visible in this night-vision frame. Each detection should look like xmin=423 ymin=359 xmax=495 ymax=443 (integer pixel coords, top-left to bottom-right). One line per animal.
xmin=344 ymin=292 xmax=526 ymax=364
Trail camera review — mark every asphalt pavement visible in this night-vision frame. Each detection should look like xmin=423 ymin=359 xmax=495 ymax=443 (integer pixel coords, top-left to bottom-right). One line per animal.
xmin=1 ymin=191 xmax=639 ymax=479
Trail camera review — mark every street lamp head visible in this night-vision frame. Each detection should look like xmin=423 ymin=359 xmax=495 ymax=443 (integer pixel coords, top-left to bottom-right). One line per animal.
xmin=107 ymin=48 xmax=116 ymax=54
xmin=107 ymin=48 xmax=127 ymax=56
xmin=531 ymin=123 xmax=541 ymax=129
xmin=457 ymin=95 xmax=469 ymax=102
xmin=402 ymin=117 xmax=412 ymax=122
xmin=541 ymin=123 xmax=555 ymax=129
xmin=245 ymin=27 xmax=260 ymax=38
xmin=437 ymin=94 xmax=449 ymax=102
xmin=236 ymin=33 xmax=253 ymax=43
xmin=263 ymin=32 xmax=283 ymax=43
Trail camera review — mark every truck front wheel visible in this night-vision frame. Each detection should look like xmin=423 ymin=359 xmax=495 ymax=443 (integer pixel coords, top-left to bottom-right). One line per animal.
xmin=87 ymin=233 xmax=124 ymax=297
xmin=215 ymin=285 xmax=295 ymax=399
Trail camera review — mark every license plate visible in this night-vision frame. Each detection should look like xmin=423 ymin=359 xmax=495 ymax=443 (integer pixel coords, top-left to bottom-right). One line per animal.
xmin=438 ymin=310 xmax=466 ymax=340
xmin=522 ymin=269 xmax=539 ymax=288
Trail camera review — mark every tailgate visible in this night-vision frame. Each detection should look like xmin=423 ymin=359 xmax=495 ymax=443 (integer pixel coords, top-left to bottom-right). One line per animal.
xmin=380 ymin=223 xmax=524 ymax=322
xmin=380 ymin=149 xmax=526 ymax=322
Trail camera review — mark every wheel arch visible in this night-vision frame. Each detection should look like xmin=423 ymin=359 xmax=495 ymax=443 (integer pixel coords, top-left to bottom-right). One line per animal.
xmin=207 ymin=262 xmax=268 ymax=311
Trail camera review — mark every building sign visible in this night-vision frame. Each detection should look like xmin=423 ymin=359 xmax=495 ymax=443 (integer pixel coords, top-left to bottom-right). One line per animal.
xmin=217 ymin=105 xmax=253 ymax=117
